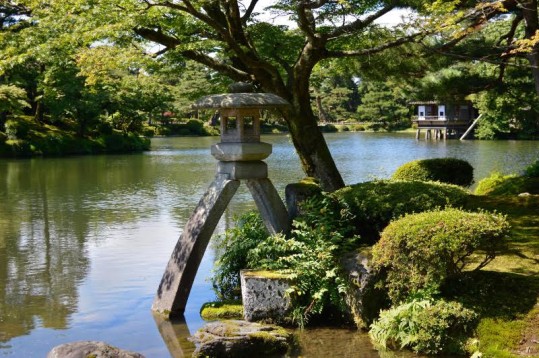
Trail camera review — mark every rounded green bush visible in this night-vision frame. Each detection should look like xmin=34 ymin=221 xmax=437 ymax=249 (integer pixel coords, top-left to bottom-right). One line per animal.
xmin=369 ymin=299 xmax=478 ymax=355
xmin=333 ymin=180 xmax=469 ymax=242
xmin=474 ymin=171 xmax=539 ymax=196
xmin=392 ymin=158 xmax=474 ymax=187
xmin=372 ymin=208 xmax=510 ymax=303
xmin=474 ymin=172 xmax=521 ymax=196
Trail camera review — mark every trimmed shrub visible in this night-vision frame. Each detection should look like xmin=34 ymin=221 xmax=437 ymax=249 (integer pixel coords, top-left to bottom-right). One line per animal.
xmin=333 ymin=180 xmax=469 ymax=242
xmin=474 ymin=172 xmax=521 ymax=196
xmin=392 ymin=158 xmax=474 ymax=187
xmin=372 ymin=208 xmax=510 ymax=303
xmin=474 ymin=172 xmax=539 ymax=195
xmin=369 ymin=299 xmax=478 ymax=355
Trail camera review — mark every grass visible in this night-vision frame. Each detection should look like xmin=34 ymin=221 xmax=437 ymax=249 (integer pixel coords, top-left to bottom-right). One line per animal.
xmin=455 ymin=194 xmax=539 ymax=357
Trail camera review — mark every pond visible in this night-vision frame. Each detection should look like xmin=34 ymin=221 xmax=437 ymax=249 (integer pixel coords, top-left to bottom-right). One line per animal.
xmin=1 ymin=132 xmax=538 ymax=357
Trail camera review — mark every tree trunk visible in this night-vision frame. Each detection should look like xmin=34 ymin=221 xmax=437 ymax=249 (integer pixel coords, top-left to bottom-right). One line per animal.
xmin=34 ymin=98 xmax=44 ymax=124
xmin=521 ymin=0 xmax=539 ymax=96
xmin=315 ymin=95 xmax=332 ymax=122
xmin=283 ymin=87 xmax=345 ymax=192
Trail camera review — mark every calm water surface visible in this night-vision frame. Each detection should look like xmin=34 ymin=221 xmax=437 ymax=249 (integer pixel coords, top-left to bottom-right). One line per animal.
xmin=1 ymin=133 xmax=538 ymax=357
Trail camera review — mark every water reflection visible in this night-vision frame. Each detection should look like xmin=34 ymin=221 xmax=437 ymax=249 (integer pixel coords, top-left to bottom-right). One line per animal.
xmin=0 ymin=160 xmax=90 ymax=343
xmin=153 ymin=315 xmax=196 ymax=358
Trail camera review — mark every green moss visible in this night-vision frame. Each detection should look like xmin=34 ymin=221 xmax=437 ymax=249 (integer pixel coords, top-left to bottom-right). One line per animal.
xmin=200 ymin=301 xmax=244 ymax=320
xmin=241 ymin=270 xmax=293 ymax=280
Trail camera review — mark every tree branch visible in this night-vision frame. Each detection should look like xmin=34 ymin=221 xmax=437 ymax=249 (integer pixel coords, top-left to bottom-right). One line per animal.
xmin=325 ymin=3 xmax=396 ymax=40
xmin=326 ymin=32 xmax=423 ymax=58
xmin=296 ymin=2 xmax=317 ymax=41
xmin=241 ymin=0 xmax=259 ymax=24
xmin=182 ymin=50 xmax=251 ymax=81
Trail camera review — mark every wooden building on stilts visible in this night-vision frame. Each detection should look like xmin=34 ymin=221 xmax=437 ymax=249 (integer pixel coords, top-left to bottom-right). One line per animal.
xmin=411 ymin=101 xmax=477 ymax=139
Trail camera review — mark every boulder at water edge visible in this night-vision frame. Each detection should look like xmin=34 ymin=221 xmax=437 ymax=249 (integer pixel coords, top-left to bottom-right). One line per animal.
xmin=47 ymin=341 xmax=144 ymax=358
xmin=190 ymin=320 xmax=294 ymax=357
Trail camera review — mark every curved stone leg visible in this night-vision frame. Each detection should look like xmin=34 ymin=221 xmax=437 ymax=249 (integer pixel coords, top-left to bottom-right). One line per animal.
xmin=152 ymin=174 xmax=240 ymax=317
xmin=246 ymin=178 xmax=289 ymax=235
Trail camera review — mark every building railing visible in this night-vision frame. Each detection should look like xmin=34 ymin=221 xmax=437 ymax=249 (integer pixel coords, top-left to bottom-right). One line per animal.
xmin=412 ymin=117 xmax=471 ymax=127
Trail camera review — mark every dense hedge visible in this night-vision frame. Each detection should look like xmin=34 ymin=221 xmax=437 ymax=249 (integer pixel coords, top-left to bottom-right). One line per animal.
xmin=372 ymin=208 xmax=510 ymax=303
xmin=333 ymin=180 xmax=469 ymax=242
xmin=392 ymin=158 xmax=474 ymax=187
xmin=370 ymin=299 xmax=478 ymax=355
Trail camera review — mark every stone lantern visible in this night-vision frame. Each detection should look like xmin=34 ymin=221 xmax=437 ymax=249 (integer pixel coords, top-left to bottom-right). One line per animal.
xmin=152 ymin=87 xmax=290 ymax=318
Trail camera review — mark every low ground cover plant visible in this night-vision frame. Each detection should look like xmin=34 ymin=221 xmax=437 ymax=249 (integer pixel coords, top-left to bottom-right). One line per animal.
xmin=369 ymin=298 xmax=478 ymax=355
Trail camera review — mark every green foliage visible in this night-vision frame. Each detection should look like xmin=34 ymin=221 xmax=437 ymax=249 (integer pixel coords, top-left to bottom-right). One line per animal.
xmin=156 ymin=120 xmax=218 ymax=136
xmin=246 ymin=195 xmax=360 ymax=326
xmin=356 ymin=81 xmax=411 ymax=131
xmin=334 ymin=180 xmax=469 ymax=242
xmin=472 ymin=64 xmax=539 ymax=140
xmin=0 ymin=116 xmax=149 ymax=157
xmin=474 ymin=172 xmax=521 ymax=196
xmin=4 ymin=118 xmax=30 ymax=140
xmin=474 ymin=172 xmax=539 ymax=196
xmin=392 ymin=158 xmax=474 ymax=187
xmin=372 ymin=208 xmax=510 ymax=303
xmin=212 ymin=195 xmax=360 ymax=327
xmin=369 ymin=299 xmax=478 ymax=355
xmin=211 ymin=212 xmax=268 ymax=301
xmin=0 ymin=85 xmax=29 ymax=114
xmin=524 ymin=159 xmax=539 ymax=178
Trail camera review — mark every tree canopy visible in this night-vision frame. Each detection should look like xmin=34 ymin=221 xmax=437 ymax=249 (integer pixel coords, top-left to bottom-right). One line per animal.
xmin=1 ymin=0 xmax=538 ymax=180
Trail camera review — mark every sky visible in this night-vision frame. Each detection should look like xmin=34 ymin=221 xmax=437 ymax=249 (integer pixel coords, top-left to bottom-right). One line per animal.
xmin=252 ymin=0 xmax=415 ymax=28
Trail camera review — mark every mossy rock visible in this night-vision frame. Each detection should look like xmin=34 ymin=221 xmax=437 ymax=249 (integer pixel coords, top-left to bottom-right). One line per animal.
xmin=392 ymin=157 xmax=474 ymax=187
xmin=191 ymin=320 xmax=295 ymax=357
xmin=201 ymin=301 xmax=244 ymax=320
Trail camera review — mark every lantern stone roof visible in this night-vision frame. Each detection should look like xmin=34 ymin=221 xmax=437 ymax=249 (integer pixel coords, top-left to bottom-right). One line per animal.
xmin=193 ymin=93 xmax=290 ymax=110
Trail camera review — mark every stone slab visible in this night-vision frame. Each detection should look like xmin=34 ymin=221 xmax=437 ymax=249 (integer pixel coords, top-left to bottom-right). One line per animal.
xmin=211 ymin=142 xmax=272 ymax=161
xmin=240 ymin=270 xmax=292 ymax=323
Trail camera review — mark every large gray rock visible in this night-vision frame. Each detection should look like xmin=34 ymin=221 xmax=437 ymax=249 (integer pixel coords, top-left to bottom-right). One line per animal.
xmin=190 ymin=320 xmax=294 ymax=357
xmin=341 ymin=248 xmax=390 ymax=329
xmin=47 ymin=341 xmax=144 ymax=358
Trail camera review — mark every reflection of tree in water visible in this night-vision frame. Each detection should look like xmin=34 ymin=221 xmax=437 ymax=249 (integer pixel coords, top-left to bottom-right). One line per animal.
xmin=0 ymin=162 xmax=90 ymax=343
